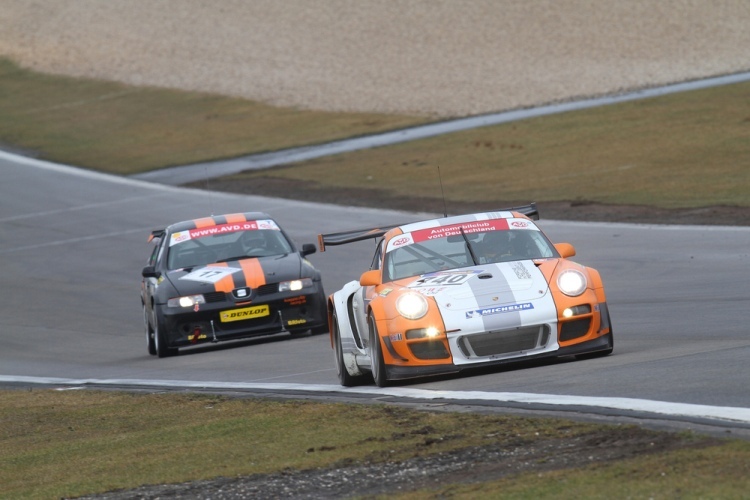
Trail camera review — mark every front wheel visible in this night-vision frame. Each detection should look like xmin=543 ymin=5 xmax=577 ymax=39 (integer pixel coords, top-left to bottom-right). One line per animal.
xmin=333 ymin=313 xmax=366 ymax=387
xmin=144 ymin=304 xmax=156 ymax=356
xmin=368 ymin=315 xmax=389 ymax=387
xmin=153 ymin=308 xmax=178 ymax=358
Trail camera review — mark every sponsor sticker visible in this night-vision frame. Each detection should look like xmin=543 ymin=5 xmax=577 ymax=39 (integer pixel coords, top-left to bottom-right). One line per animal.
xmin=171 ymin=220 xmax=281 ymax=246
xmin=170 ymin=231 xmax=192 ymax=246
xmin=287 ymin=319 xmax=307 ymax=326
xmin=510 ymin=261 xmax=532 ymax=280
xmin=411 ymin=219 xmax=509 ymax=243
xmin=220 ymin=305 xmax=270 ymax=322
xmin=414 ymin=286 xmax=447 ymax=296
xmin=465 ymin=302 xmax=534 ymax=319
xmin=386 ymin=234 xmax=415 ymax=252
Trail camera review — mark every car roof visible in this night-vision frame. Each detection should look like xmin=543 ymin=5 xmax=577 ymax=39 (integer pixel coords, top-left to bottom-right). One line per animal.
xmin=147 ymin=212 xmax=274 ymax=241
xmin=393 ymin=210 xmax=535 ymax=236
xmin=165 ymin=212 xmax=272 ymax=233
xmin=318 ymin=203 xmax=538 ymax=251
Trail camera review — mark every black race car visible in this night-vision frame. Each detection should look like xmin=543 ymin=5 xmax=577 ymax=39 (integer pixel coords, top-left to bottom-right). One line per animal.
xmin=141 ymin=212 xmax=327 ymax=357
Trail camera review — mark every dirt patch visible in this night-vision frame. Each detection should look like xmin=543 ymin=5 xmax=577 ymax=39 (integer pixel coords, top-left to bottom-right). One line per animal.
xmin=196 ymin=175 xmax=750 ymax=227
xmin=79 ymin=425 xmax=721 ymax=499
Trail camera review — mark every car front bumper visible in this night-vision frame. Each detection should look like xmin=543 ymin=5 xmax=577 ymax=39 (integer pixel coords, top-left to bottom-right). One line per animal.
xmin=159 ymin=289 xmax=327 ymax=348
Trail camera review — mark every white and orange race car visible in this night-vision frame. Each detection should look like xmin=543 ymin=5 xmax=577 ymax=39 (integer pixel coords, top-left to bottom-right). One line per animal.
xmin=141 ymin=212 xmax=327 ymax=357
xmin=318 ymin=203 xmax=613 ymax=387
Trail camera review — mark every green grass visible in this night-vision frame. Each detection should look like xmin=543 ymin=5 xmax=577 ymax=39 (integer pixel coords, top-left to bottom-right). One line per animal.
xmin=0 ymin=58 xmax=427 ymax=175
xmin=2 ymin=389 xmax=748 ymax=499
xmin=229 ymin=82 xmax=750 ymax=209
xmin=1 ymin=57 xmax=749 ymax=209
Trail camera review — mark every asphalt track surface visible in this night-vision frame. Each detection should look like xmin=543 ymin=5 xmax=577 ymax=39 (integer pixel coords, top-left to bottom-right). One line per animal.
xmin=2 ymin=150 xmax=750 ymax=436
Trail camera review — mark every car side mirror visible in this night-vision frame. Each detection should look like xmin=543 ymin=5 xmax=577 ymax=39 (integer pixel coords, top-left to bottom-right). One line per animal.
xmin=300 ymin=243 xmax=317 ymax=257
xmin=360 ymin=269 xmax=382 ymax=286
xmin=142 ymin=266 xmax=160 ymax=278
xmin=554 ymin=243 xmax=576 ymax=258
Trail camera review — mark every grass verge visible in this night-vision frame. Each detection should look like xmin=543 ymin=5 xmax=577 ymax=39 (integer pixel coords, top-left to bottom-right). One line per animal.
xmin=225 ymin=80 xmax=750 ymax=210
xmin=1 ymin=57 xmax=749 ymax=209
xmin=0 ymin=58 xmax=427 ymax=175
xmin=1 ymin=389 xmax=748 ymax=499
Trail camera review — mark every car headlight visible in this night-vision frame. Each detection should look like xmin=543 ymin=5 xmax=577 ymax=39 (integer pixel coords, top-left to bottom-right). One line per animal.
xmin=279 ymin=278 xmax=313 ymax=292
xmin=396 ymin=292 xmax=429 ymax=320
xmin=557 ymin=269 xmax=587 ymax=296
xmin=167 ymin=295 xmax=206 ymax=308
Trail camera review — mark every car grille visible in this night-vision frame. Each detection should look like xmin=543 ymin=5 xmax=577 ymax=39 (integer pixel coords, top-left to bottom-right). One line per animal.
xmin=203 ymin=291 xmax=226 ymax=303
xmin=458 ymin=325 xmax=549 ymax=358
xmin=409 ymin=340 xmax=450 ymax=360
xmin=255 ymin=283 xmax=279 ymax=295
xmin=560 ymin=318 xmax=591 ymax=341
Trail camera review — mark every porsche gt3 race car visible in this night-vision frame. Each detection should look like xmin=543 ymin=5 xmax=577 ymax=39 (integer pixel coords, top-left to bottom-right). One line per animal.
xmin=141 ymin=212 xmax=327 ymax=357
xmin=319 ymin=203 xmax=613 ymax=387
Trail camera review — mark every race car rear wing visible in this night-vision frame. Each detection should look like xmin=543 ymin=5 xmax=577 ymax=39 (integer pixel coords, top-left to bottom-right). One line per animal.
xmin=318 ymin=202 xmax=538 ymax=252
xmin=318 ymin=224 xmax=400 ymax=252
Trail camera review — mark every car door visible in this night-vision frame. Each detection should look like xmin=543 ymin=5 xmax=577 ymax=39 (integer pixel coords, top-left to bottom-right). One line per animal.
xmin=142 ymin=235 xmax=167 ymax=321
xmin=351 ymin=239 xmax=385 ymax=348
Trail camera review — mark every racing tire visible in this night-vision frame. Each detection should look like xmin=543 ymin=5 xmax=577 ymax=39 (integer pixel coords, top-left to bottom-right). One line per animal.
xmin=312 ymin=296 xmax=328 ymax=335
xmin=368 ymin=315 xmax=389 ymax=388
xmin=576 ymin=330 xmax=614 ymax=360
xmin=311 ymin=324 xmax=329 ymax=335
xmin=144 ymin=304 xmax=156 ymax=356
xmin=333 ymin=313 xmax=366 ymax=387
xmin=153 ymin=308 xmax=178 ymax=358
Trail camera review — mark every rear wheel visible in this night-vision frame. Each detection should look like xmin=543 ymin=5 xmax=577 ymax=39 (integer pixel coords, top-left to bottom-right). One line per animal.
xmin=368 ymin=315 xmax=389 ymax=387
xmin=153 ymin=308 xmax=178 ymax=358
xmin=144 ymin=304 xmax=156 ymax=356
xmin=333 ymin=313 xmax=366 ymax=387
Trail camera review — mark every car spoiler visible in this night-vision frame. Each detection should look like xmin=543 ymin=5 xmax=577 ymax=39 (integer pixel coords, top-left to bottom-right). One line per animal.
xmin=317 ymin=202 xmax=538 ymax=252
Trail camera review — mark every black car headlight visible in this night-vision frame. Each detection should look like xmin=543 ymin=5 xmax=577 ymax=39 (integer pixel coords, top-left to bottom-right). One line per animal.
xmin=167 ymin=295 xmax=206 ymax=308
xmin=279 ymin=278 xmax=313 ymax=292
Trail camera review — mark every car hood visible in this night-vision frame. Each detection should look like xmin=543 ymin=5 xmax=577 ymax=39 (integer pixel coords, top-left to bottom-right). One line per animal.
xmin=166 ymin=253 xmax=304 ymax=295
xmin=404 ymin=260 xmax=556 ymax=329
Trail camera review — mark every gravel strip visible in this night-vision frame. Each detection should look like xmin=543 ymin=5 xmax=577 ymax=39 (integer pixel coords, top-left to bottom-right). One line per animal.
xmin=2 ymin=0 xmax=750 ymax=118
xmin=73 ymin=427 xmax=710 ymax=499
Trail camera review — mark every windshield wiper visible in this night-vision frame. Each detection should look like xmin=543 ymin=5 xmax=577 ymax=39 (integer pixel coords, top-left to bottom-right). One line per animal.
xmin=216 ymin=255 xmax=255 ymax=263
xmin=459 ymin=227 xmax=479 ymax=265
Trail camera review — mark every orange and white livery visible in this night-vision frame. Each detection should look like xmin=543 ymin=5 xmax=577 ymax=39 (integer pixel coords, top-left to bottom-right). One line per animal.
xmin=319 ymin=203 xmax=613 ymax=387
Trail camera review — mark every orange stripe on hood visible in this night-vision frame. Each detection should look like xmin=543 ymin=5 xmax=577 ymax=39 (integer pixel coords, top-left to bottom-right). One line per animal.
xmin=211 ymin=263 xmax=236 ymax=293
xmin=211 ymin=260 xmax=266 ymax=293
xmin=239 ymin=258 xmax=266 ymax=288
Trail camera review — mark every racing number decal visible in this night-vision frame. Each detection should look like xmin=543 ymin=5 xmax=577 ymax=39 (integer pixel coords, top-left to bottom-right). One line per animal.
xmin=179 ymin=266 xmax=241 ymax=284
xmin=410 ymin=271 xmax=480 ymax=288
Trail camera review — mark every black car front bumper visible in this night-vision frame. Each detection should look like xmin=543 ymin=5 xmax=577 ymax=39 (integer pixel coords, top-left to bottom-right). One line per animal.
xmin=158 ymin=287 xmax=327 ymax=348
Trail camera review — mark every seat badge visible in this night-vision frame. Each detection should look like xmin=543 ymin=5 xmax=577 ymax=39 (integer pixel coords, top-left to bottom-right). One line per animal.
xmin=233 ymin=287 xmax=251 ymax=299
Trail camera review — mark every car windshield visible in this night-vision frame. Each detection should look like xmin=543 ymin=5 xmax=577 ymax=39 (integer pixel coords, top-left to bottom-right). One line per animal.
xmin=384 ymin=225 xmax=556 ymax=281
xmin=167 ymin=228 xmax=293 ymax=270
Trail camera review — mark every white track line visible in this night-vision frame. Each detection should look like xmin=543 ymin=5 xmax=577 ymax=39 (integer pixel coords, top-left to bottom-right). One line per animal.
xmin=2 ymin=375 xmax=749 ymax=425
